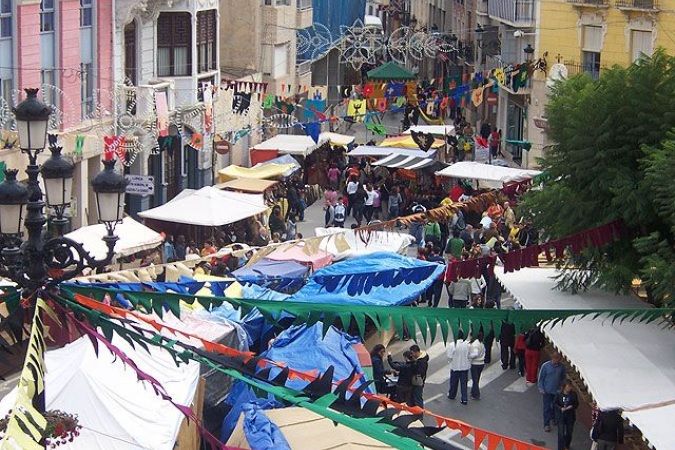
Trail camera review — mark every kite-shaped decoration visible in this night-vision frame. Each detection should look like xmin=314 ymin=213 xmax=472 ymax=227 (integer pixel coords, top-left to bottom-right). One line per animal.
xmin=410 ymin=130 xmax=435 ymax=152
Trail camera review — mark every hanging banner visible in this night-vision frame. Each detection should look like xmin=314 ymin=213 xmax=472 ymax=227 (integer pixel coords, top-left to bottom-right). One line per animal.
xmin=155 ymin=91 xmax=169 ymax=138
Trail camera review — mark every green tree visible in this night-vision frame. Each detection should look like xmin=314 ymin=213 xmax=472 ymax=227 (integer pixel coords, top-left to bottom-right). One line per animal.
xmin=521 ymin=50 xmax=675 ymax=306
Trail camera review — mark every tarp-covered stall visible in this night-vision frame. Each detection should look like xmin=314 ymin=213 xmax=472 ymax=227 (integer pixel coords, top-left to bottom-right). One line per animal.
xmin=216 ymin=178 xmax=278 ymax=194
xmin=266 ymin=243 xmax=333 ymax=270
xmin=348 ymin=145 xmax=435 ymax=159
xmin=251 ymin=134 xmax=327 ymax=157
xmin=436 ymin=161 xmax=541 ymax=183
xmin=315 ymin=227 xmax=415 ymax=260
xmin=380 ymin=135 xmax=445 ymax=149
xmin=496 ymin=267 xmax=675 ymax=450
xmin=0 ymin=337 xmax=200 ymax=450
xmin=290 ymin=252 xmax=445 ymax=306
xmin=64 ymin=216 xmax=162 ymax=260
xmin=403 ymin=125 xmax=456 ymax=136
xmin=232 ymin=258 xmax=309 ymax=292
xmin=139 ymin=186 xmax=267 ymax=227
xmin=319 ymin=132 xmax=355 ymax=147
xmin=218 ymin=163 xmax=298 ymax=183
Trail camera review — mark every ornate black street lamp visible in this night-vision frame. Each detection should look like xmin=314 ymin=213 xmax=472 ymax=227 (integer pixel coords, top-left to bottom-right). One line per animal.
xmin=0 ymin=88 xmax=128 ymax=299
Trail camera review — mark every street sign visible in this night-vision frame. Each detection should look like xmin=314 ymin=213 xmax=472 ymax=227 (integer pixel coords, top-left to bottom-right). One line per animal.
xmin=125 ymin=175 xmax=155 ymax=196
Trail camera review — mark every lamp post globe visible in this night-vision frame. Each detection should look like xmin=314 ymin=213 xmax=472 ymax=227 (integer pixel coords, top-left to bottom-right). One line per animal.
xmin=0 ymin=169 xmax=29 ymax=237
xmin=40 ymin=144 xmax=75 ymax=218
xmin=12 ymin=88 xmax=52 ymax=154
xmin=91 ymin=159 xmax=128 ymax=230
xmin=524 ymin=44 xmax=535 ymax=62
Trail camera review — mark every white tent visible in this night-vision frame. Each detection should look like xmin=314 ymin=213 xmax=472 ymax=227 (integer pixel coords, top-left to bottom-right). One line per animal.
xmin=315 ymin=227 xmax=415 ymax=261
xmin=139 ymin=186 xmax=268 ymax=227
xmin=0 ymin=336 xmax=200 ymax=450
xmin=65 ymin=217 xmax=163 ymax=260
xmin=403 ymin=125 xmax=455 ymax=136
xmin=348 ymin=145 xmax=435 ymax=159
xmin=319 ymin=132 xmax=355 ymax=147
xmin=251 ymin=134 xmax=327 ymax=157
xmin=496 ymin=267 xmax=675 ymax=450
xmin=435 ymin=161 xmax=541 ymax=183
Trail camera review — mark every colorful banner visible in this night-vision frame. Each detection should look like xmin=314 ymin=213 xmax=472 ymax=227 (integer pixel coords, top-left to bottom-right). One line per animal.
xmin=155 ymin=91 xmax=169 ymax=138
xmin=202 ymin=84 xmax=214 ymax=135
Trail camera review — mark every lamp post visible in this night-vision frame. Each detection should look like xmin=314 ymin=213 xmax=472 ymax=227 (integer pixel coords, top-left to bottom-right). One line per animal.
xmin=524 ymin=44 xmax=535 ymax=63
xmin=0 ymin=88 xmax=128 ymax=300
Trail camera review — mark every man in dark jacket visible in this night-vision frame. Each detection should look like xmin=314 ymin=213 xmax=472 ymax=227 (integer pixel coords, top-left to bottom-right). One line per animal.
xmin=410 ymin=345 xmax=429 ymax=408
xmin=499 ymin=320 xmax=516 ymax=369
xmin=592 ymin=409 xmax=624 ymax=450
xmin=387 ymin=351 xmax=416 ymax=406
xmin=370 ymin=344 xmax=394 ymax=395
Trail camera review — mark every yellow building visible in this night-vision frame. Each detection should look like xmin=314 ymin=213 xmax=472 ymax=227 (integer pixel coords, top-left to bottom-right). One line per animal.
xmin=523 ymin=0 xmax=675 ymax=167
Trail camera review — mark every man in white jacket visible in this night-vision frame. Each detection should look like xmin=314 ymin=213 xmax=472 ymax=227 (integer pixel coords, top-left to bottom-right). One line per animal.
xmin=469 ymin=330 xmax=487 ymax=400
xmin=447 ymin=330 xmax=472 ymax=404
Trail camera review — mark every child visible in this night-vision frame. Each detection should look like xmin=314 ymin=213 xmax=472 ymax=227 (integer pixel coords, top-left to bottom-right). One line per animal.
xmin=333 ymin=197 xmax=347 ymax=228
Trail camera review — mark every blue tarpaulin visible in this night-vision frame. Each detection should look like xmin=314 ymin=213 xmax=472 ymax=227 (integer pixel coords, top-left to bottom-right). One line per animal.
xmin=220 ymin=383 xmax=286 ymax=445
xmin=232 ymin=258 xmax=309 ymax=293
xmin=289 ymin=252 xmax=445 ymax=306
xmin=261 ymin=323 xmax=372 ymax=393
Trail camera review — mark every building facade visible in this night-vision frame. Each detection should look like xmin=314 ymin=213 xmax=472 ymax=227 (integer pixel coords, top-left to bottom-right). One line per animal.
xmin=526 ymin=0 xmax=675 ymax=166
xmin=1 ymin=0 xmax=114 ymax=229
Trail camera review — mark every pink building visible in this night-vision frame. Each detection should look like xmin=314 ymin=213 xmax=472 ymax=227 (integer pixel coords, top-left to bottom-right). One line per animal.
xmin=1 ymin=0 xmax=113 ymax=228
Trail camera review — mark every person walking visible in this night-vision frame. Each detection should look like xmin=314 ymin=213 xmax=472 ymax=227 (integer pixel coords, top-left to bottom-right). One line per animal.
xmin=163 ymin=235 xmax=176 ymax=263
xmin=447 ymin=277 xmax=471 ymax=308
xmin=387 ymin=351 xmax=416 ymax=406
xmin=515 ymin=332 xmax=527 ymax=377
xmin=499 ymin=320 xmax=516 ymax=370
xmin=352 ymin=184 xmax=367 ymax=226
xmin=424 ymin=247 xmax=445 ymax=307
xmin=388 ymin=186 xmax=402 ymax=219
xmin=446 ymin=331 xmax=471 ymax=404
xmin=538 ymin=352 xmax=566 ymax=432
xmin=555 ymin=380 xmax=579 ymax=450
xmin=345 ymin=176 xmax=359 ymax=217
xmin=469 ymin=330 xmax=486 ymax=400
xmin=364 ymin=183 xmax=376 ymax=223
xmin=525 ymin=326 xmax=546 ymax=383
xmin=591 ymin=409 xmax=624 ymax=450
xmin=324 ymin=186 xmax=338 ymax=227
xmin=445 ymin=230 xmax=465 ymax=260
xmin=409 ymin=345 xmax=429 ymax=408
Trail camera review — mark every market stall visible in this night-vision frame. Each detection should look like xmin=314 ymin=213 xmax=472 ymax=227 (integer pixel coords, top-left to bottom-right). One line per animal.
xmin=218 ymin=163 xmax=297 ymax=183
xmin=403 ymin=125 xmax=456 ymax=136
xmin=379 ymin=135 xmax=445 ymax=149
xmin=435 ymin=161 xmax=541 ymax=183
xmin=251 ymin=134 xmax=327 ymax=159
xmin=314 ymin=227 xmax=415 ymax=260
xmin=496 ymin=267 xmax=675 ymax=450
xmin=266 ymin=242 xmax=333 ymax=270
xmin=216 ymin=178 xmax=278 ymax=194
xmin=64 ymin=216 xmax=163 ymax=261
xmin=348 ymin=145 xmax=435 ymax=158
xmin=318 ymin=132 xmax=355 ymax=147
xmin=371 ymin=153 xmax=446 ymax=171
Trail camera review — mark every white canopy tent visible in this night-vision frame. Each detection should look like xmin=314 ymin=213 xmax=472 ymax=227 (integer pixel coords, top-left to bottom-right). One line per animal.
xmin=348 ymin=145 xmax=435 ymax=159
xmin=435 ymin=161 xmax=541 ymax=183
xmin=496 ymin=267 xmax=675 ymax=450
xmin=65 ymin=217 xmax=163 ymax=260
xmin=0 ymin=336 xmax=200 ymax=450
xmin=315 ymin=227 xmax=415 ymax=261
xmin=139 ymin=186 xmax=268 ymax=227
xmin=251 ymin=134 xmax=327 ymax=157
xmin=403 ymin=125 xmax=455 ymax=136
xmin=319 ymin=132 xmax=355 ymax=147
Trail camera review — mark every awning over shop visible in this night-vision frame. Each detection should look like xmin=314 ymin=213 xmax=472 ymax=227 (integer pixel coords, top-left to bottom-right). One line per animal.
xmin=65 ymin=217 xmax=163 ymax=260
xmin=251 ymin=134 xmax=327 ymax=157
xmin=371 ymin=153 xmax=442 ymax=170
xmin=380 ymin=135 xmax=445 ymax=149
xmin=218 ymin=163 xmax=297 ymax=182
xmin=367 ymin=61 xmax=416 ymax=80
xmin=318 ymin=132 xmax=355 ymax=147
xmin=139 ymin=186 xmax=267 ymax=227
xmin=348 ymin=145 xmax=435 ymax=159
xmin=403 ymin=125 xmax=456 ymax=136
xmin=435 ymin=161 xmax=541 ymax=183
xmin=496 ymin=267 xmax=675 ymax=450
xmin=216 ymin=178 xmax=278 ymax=193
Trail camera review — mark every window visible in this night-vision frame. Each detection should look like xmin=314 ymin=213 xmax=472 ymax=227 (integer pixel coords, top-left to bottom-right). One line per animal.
xmin=40 ymin=0 xmax=54 ymax=33
xmin=582 ymin=51 xmax=601 ymax=80
xmin=80 ymin=63 xmax=94 ymax=117
xmin=41 ymin=69 xmax=55 ymax=105
xmin=0 ymin=0 xmax=11 ymax=38
xmin=631 ymin=30 xmax=653 ymax=62
xmin=264 ymin=0 xmax=290 ymax=5
xmin=197 ymin=10 xmax=217 ymax=73
xmin=582 ymin=25 xmax=603 ymax=52
xmin=80 ymin=0 xmax=92 ymax=27
xmin=273 ymin=42 xmax=289 ymax=79
xmin=262 ymin=45 xmax=272 ymax=75
xmin=157 ymin=12 xmax=191 ymax=77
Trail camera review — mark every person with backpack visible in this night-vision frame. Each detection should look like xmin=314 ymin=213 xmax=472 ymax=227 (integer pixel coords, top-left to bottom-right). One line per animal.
xmin=333 ymin=197 xmax=346 ymax=228
xmin=591 ymin=409 xmax=624 ymax=450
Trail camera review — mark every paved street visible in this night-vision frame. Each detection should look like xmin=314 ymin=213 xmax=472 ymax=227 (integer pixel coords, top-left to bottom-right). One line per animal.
xmin=298 ymin=199 xmax=590 ymax=450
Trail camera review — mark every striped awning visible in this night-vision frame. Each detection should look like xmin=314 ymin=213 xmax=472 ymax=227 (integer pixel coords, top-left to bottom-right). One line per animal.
xmin=372 ymin=153 xmax=438 ymax=170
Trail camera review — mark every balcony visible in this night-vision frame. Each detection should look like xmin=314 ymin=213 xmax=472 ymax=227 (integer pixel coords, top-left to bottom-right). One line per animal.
xmin=488 ymin=0 xmax=535 ymax=28
xmin=616 ymin=0 xmax=659 ymax=11
xmin=296 ymin=0 xmax=313 ymax=28
xmin=566 ymin=0 xmax=609 ymax=7
xmin=564 ymin=62 xmax=607 ymax=80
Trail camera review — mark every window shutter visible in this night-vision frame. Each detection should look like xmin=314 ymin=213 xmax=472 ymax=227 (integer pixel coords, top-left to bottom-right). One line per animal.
xmin=582 ymin=26 xmax=603 ymax=52
xmin=631 ymin=30 xmax=653 ymax=62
